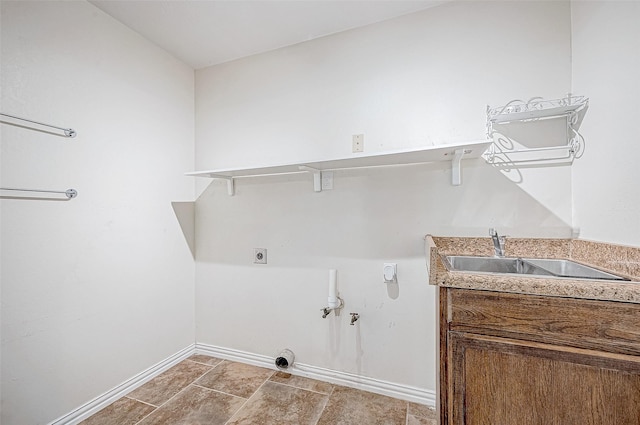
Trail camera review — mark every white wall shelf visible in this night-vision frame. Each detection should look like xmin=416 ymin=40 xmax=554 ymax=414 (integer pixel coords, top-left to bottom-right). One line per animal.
xmin=186 ymin=140 xmax=491 ymax=195
xmin=486 ymin=95 xmax=589 ymax=164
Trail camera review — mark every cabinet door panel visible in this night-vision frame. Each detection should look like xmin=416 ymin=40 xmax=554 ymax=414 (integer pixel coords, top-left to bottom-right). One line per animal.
xmin=451 ymin=332 xmax=640 ymax=425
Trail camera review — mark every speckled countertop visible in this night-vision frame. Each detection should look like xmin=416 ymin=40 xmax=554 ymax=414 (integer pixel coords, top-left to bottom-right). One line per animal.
xmin=426 ymin=235 xmax=640 ymax=304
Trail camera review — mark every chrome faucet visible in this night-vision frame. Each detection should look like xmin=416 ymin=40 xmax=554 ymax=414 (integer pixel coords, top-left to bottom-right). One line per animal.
xmin=489 ymin=228 xmax=506 ymax=257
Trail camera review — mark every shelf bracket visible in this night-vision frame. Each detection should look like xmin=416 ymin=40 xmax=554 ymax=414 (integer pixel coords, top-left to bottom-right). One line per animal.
xmin=208 ymin=174 xmax=235 ymax=196
xmin=298 ymin=166 xmax=322 ymax=192
xmin=451 ymin=149 xmax=465 ymax=186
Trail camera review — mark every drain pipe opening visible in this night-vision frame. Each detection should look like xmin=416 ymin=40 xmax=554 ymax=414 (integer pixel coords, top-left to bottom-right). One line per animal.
xmin=275 ymin=349 xmax=295 ymax=370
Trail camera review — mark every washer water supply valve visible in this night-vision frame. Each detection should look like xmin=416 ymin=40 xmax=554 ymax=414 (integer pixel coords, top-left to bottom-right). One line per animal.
xmin=321 ymin=298 xmax=344 ymax=318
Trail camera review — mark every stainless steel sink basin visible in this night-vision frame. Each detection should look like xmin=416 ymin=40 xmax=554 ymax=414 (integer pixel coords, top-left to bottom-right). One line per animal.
xmin=445 ymin=256 xmax=554 ymax=276
xmin=523 ymin=258 xmax=628 ymax=280
xmin=444 ymin=255 xmax=629 ymax=281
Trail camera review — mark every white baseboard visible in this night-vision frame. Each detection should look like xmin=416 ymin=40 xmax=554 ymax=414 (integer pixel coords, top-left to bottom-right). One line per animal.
xmin=50 ymin=342 xmax=435 ymax=425
xmin=48 ymin=344 xmax=195 ymax=425
xmin=195 ymin=343 xmax=436 ymax=407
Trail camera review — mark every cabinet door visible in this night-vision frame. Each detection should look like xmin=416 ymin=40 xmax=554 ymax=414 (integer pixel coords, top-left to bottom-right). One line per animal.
xmin=449 ymin=332 xmax=640 ymax=425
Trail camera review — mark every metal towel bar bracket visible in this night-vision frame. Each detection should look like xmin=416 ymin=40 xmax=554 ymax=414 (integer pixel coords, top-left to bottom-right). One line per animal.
xmin=0 ymin=112 xmax=76 ymax=138
xmin=1 ymin=112 xmax=78 ymax=199
xmin=0 ymin=187 xmax=78 ymax=199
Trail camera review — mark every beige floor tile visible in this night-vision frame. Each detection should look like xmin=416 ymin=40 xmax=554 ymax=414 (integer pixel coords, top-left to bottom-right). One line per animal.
xmin=269 ymin=371 xmax=334 ymax=394
xmin=127 ymin=360 xmax=212 ymax=406
xmin=81 ymin=358 xmax=427 ymax=425
xmin=316 ymin=386 xmax=407 ymax=425
xmin=407 ymin=414 xmax=437 ymax=425
xmin=195 ymin=361 xmax=273 ymax=398
xmin=408 ymin=401 xmax=437 ymax=420
xmin=226 ymin=381 xmax=328 ymax=425
xmin=189 ymin=354 xmax=224 ymax=366
xmin=136 ymin=384 xmax=246 ymax=425
xmin=78 ymin=397 xmax=155 ymax=425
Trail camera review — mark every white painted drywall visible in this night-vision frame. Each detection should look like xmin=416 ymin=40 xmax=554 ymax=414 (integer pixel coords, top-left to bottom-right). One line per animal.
xmin=0 ymin=2 xmax=195 ymax=424
xmin=194 ymin=1 xmax=573 ymax=395
xmin=571 ymin=1 xmax=640 ymax=246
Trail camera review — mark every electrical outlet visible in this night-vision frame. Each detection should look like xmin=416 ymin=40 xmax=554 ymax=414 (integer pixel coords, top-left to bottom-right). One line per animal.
xmin=352 ymin=134 xmax=364 ymax=153
xmin=254 ymin=248 xmax=267 ymax=264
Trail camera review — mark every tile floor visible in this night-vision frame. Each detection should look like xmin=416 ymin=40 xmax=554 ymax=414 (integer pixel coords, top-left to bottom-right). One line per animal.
xmin=80 ymin=354 xmax=437 ymax=425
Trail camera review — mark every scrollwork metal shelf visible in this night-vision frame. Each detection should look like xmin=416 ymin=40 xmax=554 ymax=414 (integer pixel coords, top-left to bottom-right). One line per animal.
xmin=485 ymin=95 xmax=589 ymax=164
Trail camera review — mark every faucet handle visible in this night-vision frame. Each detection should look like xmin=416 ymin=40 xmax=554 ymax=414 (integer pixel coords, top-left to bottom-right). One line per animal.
xmin=489 ymin=227 xmax=497 ymax=236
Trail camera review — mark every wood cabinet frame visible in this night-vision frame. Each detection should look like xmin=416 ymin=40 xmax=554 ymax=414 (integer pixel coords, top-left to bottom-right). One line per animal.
xmin=438 ymin=287 xmax=640 ymax=425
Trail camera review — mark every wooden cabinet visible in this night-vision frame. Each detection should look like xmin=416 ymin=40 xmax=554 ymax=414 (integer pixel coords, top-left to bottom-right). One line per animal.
xmin=439 ymin=288 xmax=640 ymax=425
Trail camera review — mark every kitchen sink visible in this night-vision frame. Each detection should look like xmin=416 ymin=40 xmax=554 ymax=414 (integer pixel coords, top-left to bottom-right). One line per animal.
xmin=523 ymin=258 xmax=629 ymax=280
xmin=445 ymin=256 xmax=553 ymax=276
xmin=444 ymin=255 xmax=629 ymax=281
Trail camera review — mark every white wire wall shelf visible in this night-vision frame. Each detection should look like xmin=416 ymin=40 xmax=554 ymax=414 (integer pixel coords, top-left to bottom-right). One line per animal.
xmin=186 ymin=141 xmax=491 ymax=195
xmin=485 ymin=95 xmax=588 ymax=164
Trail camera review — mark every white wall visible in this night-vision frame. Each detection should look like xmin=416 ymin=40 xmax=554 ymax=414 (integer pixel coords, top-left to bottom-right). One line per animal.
xmin=571 ymin=1 xmax=640 ymax=246
xmin=0 ymin=2 xmax=195 ymax=424
xmin=9 ymin=0 xmax=627 ymax=421
xmin=194 ymin=1 xmax=573 ymax=396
